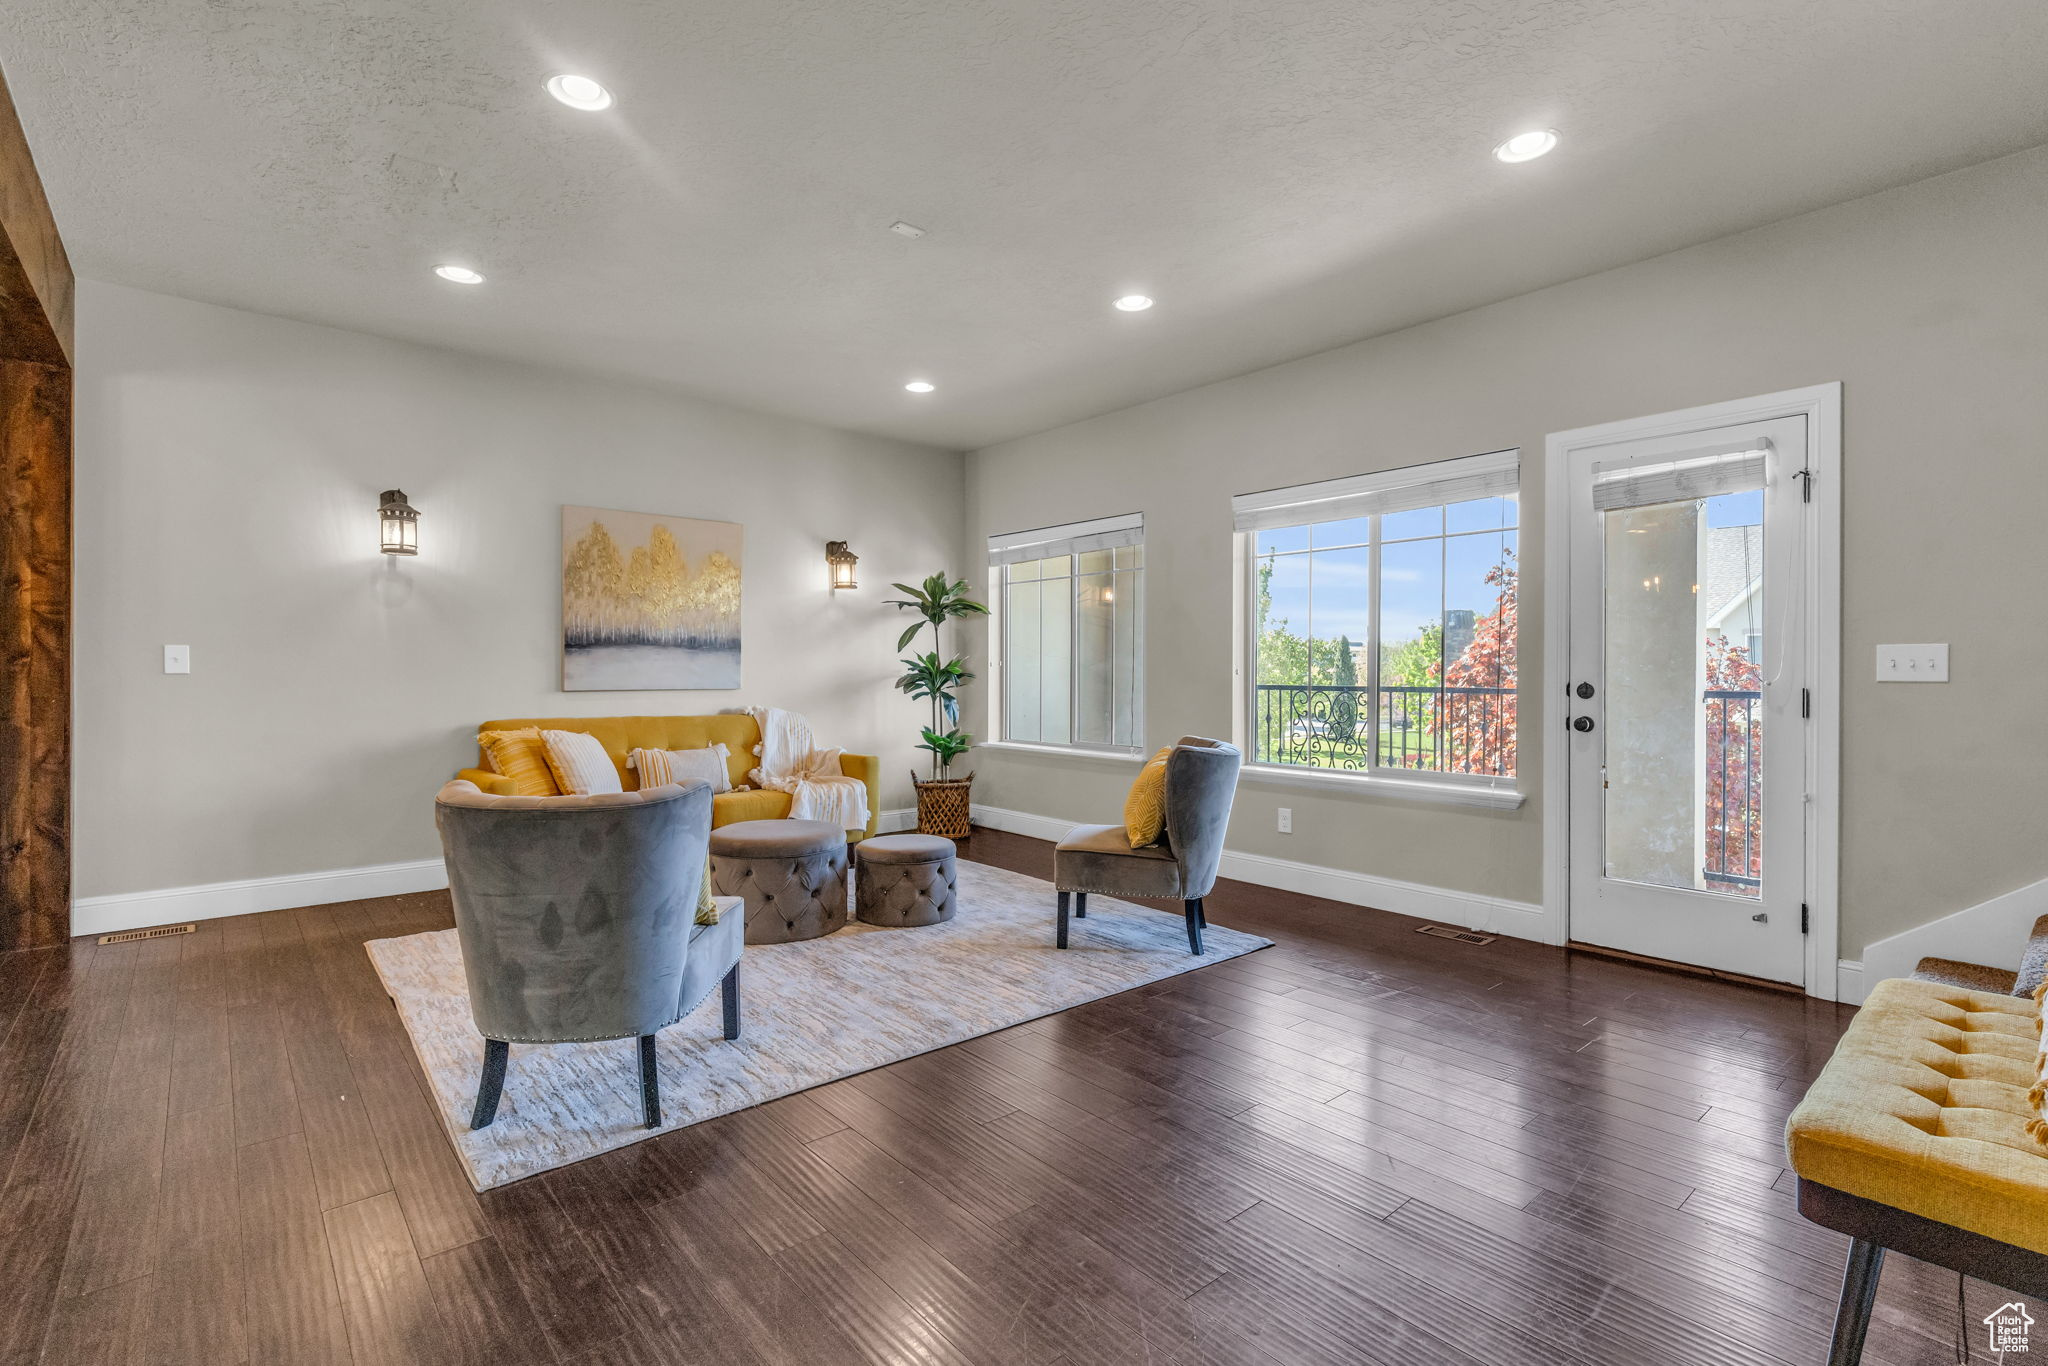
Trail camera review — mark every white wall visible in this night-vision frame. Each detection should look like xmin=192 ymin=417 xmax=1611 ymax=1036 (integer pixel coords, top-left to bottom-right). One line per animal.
xmin=74 ymin=282 xmax=964 ymax=902
xmin=966 ymin=143 xmax=2048 ymax=960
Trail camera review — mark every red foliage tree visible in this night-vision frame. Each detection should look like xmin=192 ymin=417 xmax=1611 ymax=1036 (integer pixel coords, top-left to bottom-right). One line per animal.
xmin=1431 ymin=554 xmax=1517 ymax=776
xmin=1703 ymin=635 xmax=1763 ymax=894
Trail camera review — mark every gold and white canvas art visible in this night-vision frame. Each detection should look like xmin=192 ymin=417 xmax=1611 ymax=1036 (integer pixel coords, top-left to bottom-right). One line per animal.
xmin=561 ymin=505 xmax=742 ymax=690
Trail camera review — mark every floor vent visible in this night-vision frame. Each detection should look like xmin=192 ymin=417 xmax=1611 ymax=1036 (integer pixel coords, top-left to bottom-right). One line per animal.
xmin=1417 ymin=924 xmax=1495 ymax=946
xmin=97 ymin=923 xmax=196 ymax=946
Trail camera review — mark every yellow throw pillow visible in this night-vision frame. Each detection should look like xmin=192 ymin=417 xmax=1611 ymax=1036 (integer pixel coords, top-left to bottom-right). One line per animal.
xmin=696 ymin=856 xmax=720 ymax=927
xmin=1123 ymin=745 xmax=1173 ymax=849
xmin=541 ymin=729 xmax=624 ymax=797
xmin=477 ymin=728 xmax=561 ymax=797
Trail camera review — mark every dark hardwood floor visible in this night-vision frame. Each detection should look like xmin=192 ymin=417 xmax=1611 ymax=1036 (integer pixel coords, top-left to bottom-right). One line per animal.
xmin=0 ymin=828 xmax=1981 ymax=1364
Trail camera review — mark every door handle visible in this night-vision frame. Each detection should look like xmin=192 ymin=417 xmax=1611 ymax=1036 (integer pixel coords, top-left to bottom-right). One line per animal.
xmin=1572 ymin=716 xmax=1595 ymax=733
xmin=1575 ymin=682 xmax=1595 ymax=699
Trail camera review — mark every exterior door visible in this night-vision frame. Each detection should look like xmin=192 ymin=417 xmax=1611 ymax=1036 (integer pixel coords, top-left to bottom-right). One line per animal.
xmin=1565 ymin=415 xmax=1808 ymax=983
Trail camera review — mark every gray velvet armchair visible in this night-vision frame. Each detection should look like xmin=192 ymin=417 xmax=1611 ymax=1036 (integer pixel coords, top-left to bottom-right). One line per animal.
xmin=434 ymin=778 xmax=744 ymax=1131
xmin=1052 ymin=736 xmax=1242 ymax=954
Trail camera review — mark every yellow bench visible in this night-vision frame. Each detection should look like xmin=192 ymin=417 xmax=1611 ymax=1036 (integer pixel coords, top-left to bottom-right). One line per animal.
xmin=456 ymin=714 xmax=880 ymax=840
xmin=1787 ymin=976 xmax=2048 ymax=1362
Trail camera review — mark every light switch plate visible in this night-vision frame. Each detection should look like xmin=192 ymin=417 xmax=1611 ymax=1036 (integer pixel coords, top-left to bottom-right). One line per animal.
xmin=1876 ymin=643 xmax=1947 ymax=682
xmin=163 ymin=644 xmax=190 ymax=674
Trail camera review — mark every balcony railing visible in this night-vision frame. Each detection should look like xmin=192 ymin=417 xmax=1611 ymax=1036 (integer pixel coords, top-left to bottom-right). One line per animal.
xmin=1703 ymin=688 xmax=1762 ymax=893
xmin=1252 ymin=683 xmax=1513 ymax=777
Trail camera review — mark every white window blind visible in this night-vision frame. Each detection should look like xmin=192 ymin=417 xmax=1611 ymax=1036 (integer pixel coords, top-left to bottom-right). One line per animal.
xmin=988 ymin=512 xmax=1143 ymax=566
xmin=1591 ymin=442 xmax=1771 ymax=512
xmin=1231 ymin=450 xmax=1519 ymax=533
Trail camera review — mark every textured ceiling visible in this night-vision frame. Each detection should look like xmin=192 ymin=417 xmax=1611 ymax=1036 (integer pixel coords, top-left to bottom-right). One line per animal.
xmin=7 ymin=0 xmax=2048 ymax=449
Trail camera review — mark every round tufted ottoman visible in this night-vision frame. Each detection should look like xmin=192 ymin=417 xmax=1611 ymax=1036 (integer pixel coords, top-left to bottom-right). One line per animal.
xmin=709 ymin=819 xmax=850 ymax=944
xmin=853 ymin=833 xmax=959 ymax=928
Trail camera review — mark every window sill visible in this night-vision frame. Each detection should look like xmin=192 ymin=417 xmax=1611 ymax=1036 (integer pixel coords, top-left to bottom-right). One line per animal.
xmin=1238 ymin=762 xmax=1526 ymax=810
xmin=979 ymin=741 xmax=1148 ymax=765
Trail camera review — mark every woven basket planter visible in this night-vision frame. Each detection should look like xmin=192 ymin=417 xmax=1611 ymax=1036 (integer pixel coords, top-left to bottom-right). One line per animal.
xmin=912 ymin=773 xmax=974 ymax=839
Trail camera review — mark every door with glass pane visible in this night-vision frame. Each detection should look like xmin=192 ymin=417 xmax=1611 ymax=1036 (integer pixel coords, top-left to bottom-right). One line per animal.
xmin=1565 ymin=416 xmax=1807 ymax=982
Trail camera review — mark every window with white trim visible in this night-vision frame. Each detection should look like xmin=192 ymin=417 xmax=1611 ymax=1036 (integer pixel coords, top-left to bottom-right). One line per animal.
xmin=989 ymin=514 xmax=1144 ymax=752
xmin=1234 ymin=452 xmax=1519 ymax=785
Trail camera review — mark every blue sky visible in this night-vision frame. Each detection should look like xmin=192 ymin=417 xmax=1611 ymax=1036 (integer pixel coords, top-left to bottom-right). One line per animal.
xmin=1261 ymin=498 xmax=1518 ymax=648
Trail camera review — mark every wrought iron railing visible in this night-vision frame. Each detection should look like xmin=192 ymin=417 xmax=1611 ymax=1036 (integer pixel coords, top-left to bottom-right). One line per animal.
xmin=1703 ymin=688 xmax=1762 ymax=893
xmin=1252 ymin=683 xmax=1513 ymax=776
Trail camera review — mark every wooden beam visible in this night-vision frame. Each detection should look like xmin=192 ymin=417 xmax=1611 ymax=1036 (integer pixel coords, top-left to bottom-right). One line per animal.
xmin=0 ymin=61 xmax=71 ymax=366
xmin=0 ymin=59 xmax=71 ymax=948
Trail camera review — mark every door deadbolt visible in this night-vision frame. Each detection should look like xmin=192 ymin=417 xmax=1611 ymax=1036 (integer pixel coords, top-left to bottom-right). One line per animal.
xmin=1572 ymin=716 xmax=1595 ymax=733
xmin=1575 ymin=682 xmax=1595 ymax=699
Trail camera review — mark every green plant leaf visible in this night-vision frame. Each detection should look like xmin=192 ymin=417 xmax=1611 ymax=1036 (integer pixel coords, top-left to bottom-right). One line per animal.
xmin=895 ymin=621 xmax=924 ymax=652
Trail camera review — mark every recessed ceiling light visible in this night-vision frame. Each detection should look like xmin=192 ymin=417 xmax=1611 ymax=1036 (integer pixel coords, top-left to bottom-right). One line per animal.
xmin=433 ymin=264 xmax=485 ymax=284
xmin=545 ymin=74 xmax=614 ymax=111
xmin=1493 ymin=129 xmax=1559 ymax=163
xmin=904 ymin=380 xmax=935 ymax=394
xmin=1113 ymin=294 xmax=1154 ymax=312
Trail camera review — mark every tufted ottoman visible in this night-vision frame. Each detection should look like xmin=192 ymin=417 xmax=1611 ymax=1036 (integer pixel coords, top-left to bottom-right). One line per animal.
xmin=1788 ymin=977 xmax=2048 ymax=1362
xmin=853 ymin=833 xmax=958 ymax=928
xmin=709 ymin=819 xmax=850 ymax=944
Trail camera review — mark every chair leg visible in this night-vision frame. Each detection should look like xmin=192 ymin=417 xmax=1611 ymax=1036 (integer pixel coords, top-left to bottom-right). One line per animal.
xmin=1075 ymin=893 xmax=1087 ymax=919
xmin=1195 ymin=900 xmax=1207 ymax=927
xmin=722 ymin=964 xmax=741 ymax=1041
xmin=1184 ymin=899 xmax=1205 ymax=955
xmin=1826 ymin=1238 xmax=1884 ymax=1366
xmin=1057 ymin=891 xmax=1071 ymax=949
xmin=638 ymin=1034 xmax=663 ymax=1130
xmin=470 ymin=1038 xmax=508 ymax=1131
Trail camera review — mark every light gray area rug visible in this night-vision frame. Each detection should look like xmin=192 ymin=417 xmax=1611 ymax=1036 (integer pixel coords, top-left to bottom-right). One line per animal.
xmin=366 ymin=859 xmax=1270 ymax=1189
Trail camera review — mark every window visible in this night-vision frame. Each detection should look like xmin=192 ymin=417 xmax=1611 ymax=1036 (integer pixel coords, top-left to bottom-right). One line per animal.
xmin=1233 ymin=452 xmax=1519 ymax=785
xmin=989 ymin=514 xmax=1144 ymax=751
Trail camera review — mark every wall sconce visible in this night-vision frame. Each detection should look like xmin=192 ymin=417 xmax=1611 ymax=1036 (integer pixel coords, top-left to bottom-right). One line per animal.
xmin=379 ymin=489 xmax=420 ymax=556
xmin=825 ymin=540 xmax=858 ymax=590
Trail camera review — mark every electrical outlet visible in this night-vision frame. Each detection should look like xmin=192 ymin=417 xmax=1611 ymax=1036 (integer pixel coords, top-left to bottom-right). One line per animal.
xmin=1876 ymin=644 xmax=1948 ymax=682
xmin=1277 ymin=807 xmax=1292 ymax=834
xmin=163 ymin=644 xmax=190 ymax=674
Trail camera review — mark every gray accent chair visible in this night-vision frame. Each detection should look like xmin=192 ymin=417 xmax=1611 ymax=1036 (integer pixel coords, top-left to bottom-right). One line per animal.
xmin=434 ymin=778 xmax=743 ymax=1132
xmin=1052 ymin=736 xmax=1242 ymax=954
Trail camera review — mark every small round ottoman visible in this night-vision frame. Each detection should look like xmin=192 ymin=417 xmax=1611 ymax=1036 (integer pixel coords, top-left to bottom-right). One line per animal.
xmin=854 ymin=833 xmax=959 ymax=928
xmin=709 ymin=819 xmax=850 ymax=944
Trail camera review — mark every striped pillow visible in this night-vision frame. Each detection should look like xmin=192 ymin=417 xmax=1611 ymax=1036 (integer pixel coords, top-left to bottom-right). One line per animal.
xmin=696 ymin=858 xmax=720 ymax=926
xmin=540 ymin=730 xmax=623 ymax=797
xmin=630 ymin=745 xmax=731 ymax=794
xmin=477 ymin=728 xmax=561 ymax=797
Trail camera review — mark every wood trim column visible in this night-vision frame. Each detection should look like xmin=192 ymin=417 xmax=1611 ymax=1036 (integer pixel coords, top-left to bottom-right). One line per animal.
xmin=0 ymin=61 xmax=73 ymax=949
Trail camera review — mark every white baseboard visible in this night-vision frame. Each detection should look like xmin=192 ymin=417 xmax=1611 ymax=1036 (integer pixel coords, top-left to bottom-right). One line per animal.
xmin=1859 ymin=873 xmax=2048 ymax=990
xmin=73 ymin=807 xmax=920 ymax=939
xmin=968 ymin=804 xmax=1077 ymax=844
xmin=1835 ymin=960 xmax=1866 ymax=1006
xmin=969 ymin=803 xmax=1550 ymax=943
xmin=73 ymin=858 xmax=449 ymax=939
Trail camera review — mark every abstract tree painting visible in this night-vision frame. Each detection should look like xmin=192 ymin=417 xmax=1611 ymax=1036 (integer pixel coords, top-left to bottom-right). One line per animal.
xmin=561 ymin=506 xmax=742 ymax=690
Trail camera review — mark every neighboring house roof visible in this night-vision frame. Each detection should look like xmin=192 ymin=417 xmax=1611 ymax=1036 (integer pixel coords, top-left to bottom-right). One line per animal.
xmin=1701 ymin=524 xmax=1762 ymax=627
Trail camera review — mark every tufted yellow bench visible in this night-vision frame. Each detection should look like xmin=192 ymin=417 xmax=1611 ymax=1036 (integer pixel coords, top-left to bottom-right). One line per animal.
xmin=1787 ymin=977 xmax=2048 ymax=1363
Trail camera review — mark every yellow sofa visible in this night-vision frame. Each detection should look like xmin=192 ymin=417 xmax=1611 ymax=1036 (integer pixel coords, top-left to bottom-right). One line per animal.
xmin=459 ymin=714 xmax=879 ymax=840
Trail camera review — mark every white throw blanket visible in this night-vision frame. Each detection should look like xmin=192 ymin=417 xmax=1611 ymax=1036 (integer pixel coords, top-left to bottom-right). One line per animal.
xmin=746 ymin=706 xmax=871 ymax=833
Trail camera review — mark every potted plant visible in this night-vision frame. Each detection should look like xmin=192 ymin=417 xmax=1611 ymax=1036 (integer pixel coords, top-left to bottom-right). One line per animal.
xmin=886 ymin=572 xmax=988 ymax=838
